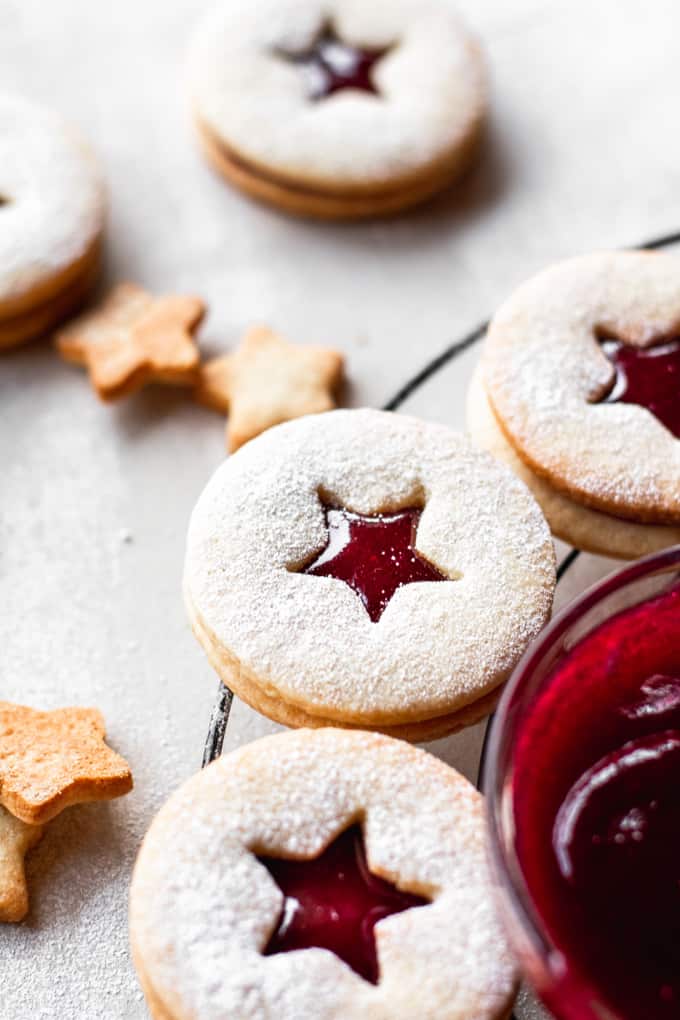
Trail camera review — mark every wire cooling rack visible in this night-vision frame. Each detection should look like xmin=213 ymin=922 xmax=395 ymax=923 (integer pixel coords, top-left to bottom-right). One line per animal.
xmin=200 ymin=226 xmax=680 ymax=1018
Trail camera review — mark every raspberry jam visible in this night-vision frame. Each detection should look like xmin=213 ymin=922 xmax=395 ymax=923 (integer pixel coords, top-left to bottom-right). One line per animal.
xmin=513 ymin=582 xmax=680 ymax=1019
xmin=599 ymin=336 xmax=680 ymax=438
xmin=281 ymin=25 xmax=389 ymax=101
xmin=302 ymin=505 xmax=447 ymax=622
xmin=259 ymin=825 xmax=428 ymax=983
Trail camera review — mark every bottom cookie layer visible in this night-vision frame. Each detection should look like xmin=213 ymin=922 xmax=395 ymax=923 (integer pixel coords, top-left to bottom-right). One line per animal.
xmin=466 ymin=364 xmax=680 ymax=559
xmin=187 ymin=594 xmax=502 ymax=743
xmin=195 ymin=119 xmax=482 ymax=221
xmin=0 ymin=247 xmax=101 ymax=349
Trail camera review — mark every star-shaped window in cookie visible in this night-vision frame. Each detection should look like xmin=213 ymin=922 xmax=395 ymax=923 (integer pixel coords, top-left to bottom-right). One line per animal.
xmin=259 ymin=824 xmax=429 ymax=983
xmin=55 ymin=282 xmax=204 ymax=401
xmin=301 ymin=504 xmax=448 ymax=622
xmin=0 ymin=703 xmax=132 ymax=825
xmin=195 ymin=325 xmax=344 ymax=452
xmin=598 ymin=334 xmax=680 ymax=438
xmin=275 ymin=22 xmax=392 ymax=101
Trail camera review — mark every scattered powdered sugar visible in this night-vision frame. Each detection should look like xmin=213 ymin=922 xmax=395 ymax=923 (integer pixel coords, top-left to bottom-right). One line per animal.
xmin=130 ymin=728 xmax=519 ymax=1020
xmin=0 ymin=94 xmax=106 ymax=304
xmin=184 ymin=408 xmax=555 ymax=724
xmin=484 ymin=251 xmax=680 ymax=522
xmin=186 ymin=0 xmax=486 ymax=189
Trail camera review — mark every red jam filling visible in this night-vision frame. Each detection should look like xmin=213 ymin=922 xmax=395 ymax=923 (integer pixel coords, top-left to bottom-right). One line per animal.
xmin=259 ymin=824 xmax=428 ymax=984
xmin=279 ymin=24 xmax=389 ymax=101
xmin=513 ymin=583 xmax=680 ymax=1019
xmin=302 ymin=505 xmax=447 ymax=622
xmin=599 ymin=335 xmax=680 ymax=438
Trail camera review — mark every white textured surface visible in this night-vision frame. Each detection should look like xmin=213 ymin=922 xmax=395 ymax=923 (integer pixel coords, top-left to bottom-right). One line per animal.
xmin=3 ymin=0 xmax=680 ymax=1017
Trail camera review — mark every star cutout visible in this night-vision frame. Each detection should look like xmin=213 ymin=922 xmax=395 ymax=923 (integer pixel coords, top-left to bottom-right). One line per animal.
xmin=302 ymin=505 xmax=448 ymax=623
xmin=598 ymin=335 xmax=680 ymax=438
xmin=259 ymin=824 xmax=428 ymax=984
xmin=0 ymin=806 xmax=44 ymax=923
xmin=195 ymin=325 xmax=344 ymax=452
xmin=55 ymin=282 xmax=205 ymax=401
xmin=0 ymin=703 xmax=133 ymax=825
xmin=276 ymin=22 xmax=391 ymax=101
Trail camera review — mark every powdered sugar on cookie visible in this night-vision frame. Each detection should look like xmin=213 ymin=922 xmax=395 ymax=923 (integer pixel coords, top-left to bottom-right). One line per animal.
xmin=184 ymin=409 xmax=555 ymax=725
xmin=0 ymin=94 xmax=105 ymax=307
xmin=467 ymin=362 xmax=680 ymax=558
xmin=187 ymin=0 xmax=486 ymax=192
xmin=484 ymin=251 xmax=680 ymax=523
xmin=130 ymin=728 xmax=518 ymax=1020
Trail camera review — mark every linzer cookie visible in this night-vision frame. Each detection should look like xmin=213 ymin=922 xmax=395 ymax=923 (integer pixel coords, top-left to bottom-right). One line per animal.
xmin=56 ymin=282 xmax=205 ymax=401
xmin=187 ymin=0 xmax=487 ymax=219
xmin=184 ymin=409 xmax=555 ymax=740
xmin=0 ymin=701 xmax=132 ymax=922
xmin=130 ymin=728 xmax=519 ymax=1020
xmin=469 ymin=251 xmax=680 ymax=557
xmin=0 ymin=94 xmax=106 ymax=349
xmin=195 ymin=325 xmax=345 ymax=451
xmin=467 ymin=365 xmax=680 ymax=559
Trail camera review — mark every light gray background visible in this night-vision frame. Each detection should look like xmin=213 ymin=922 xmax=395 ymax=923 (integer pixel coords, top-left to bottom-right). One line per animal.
xmin=2 ymin=1 xmax=680 ymax=1016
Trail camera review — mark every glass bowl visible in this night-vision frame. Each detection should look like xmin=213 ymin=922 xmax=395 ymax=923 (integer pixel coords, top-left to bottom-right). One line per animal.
xmin=483 ymin=545 xmax=680 ymax=1020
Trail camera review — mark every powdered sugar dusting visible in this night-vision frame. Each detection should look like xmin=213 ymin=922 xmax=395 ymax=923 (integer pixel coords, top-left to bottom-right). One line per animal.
xmin=184 ymin=409 xmax=555 ymax=724
xmin=0 ymin=94 xmax=106 ymax=304
xmin=484 ymin=251 xmax=680 ymax=523
xmin=466 ymin=362 xmax=680 ymax=558
xmin=187 ymin=0 xmax=486 ymax=189
xmin=130 ymin=728 xmax=519 ymax=1020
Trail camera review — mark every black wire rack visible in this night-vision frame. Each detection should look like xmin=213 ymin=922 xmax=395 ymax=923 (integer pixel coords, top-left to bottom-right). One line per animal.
xmin=200 ymin=227 xmax=680 ymax=1019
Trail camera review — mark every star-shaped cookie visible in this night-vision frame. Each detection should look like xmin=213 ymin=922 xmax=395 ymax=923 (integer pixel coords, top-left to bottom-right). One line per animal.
xmin=0 ymin=806 xmax=44 ymax=923
xmin=0 ymin=703 xmax=133 ymax=825
xmin=194 ymin=325 xmax=344 ymax=451
xmin=55 ymin=282 xmax=205 ymax=401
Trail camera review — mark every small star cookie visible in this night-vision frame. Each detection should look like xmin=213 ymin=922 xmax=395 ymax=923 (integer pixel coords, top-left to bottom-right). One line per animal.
xmin=0 ymin=703 xmax=133 ymax=825
xmin=195 ymin=325 xmax=344 ymax=451
xmin=0 ymin=806 xmax=44 ymax=923
xmin=55 ymin=282 xmax=205 ymax=401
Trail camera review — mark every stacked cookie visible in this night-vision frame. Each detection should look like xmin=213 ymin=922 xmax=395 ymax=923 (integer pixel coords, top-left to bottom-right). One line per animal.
xmin=187 ymin=0 xmax=487 ymax=219
xmin=131 ymin=728 xmax=519 ymax=1020
xmin=184 ymin=408 xmax=556 ymax=741
xmin=0 ymin=95 xmax=105 ymax=349
xmin=468 ymin=251 xmax=680 ymax=559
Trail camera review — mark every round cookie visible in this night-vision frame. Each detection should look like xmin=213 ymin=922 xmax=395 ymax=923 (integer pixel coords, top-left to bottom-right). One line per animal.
xmin=184 ymin=408 xmax=556 ymax=736
xmin=130 ymin=728 xmax=519 ymax=1020
xmin=187 ymin=0 xmax=486 ymax=219
xmin=0 ymin=94 xmax=106 ymax=348
xmin=467 ymin=363 xmax=680 ymax=559
xmin=483 ymin=251 xmax=680 ymax=525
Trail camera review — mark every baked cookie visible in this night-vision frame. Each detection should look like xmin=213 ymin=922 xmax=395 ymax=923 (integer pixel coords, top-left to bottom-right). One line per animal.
xmin=0 ymin=807 xmax=43 ymax=923
xmin=482 ymin=251 xmax=680 ymax=532
xmin=195 ymin=325 xmax=345 ymax=451
xmin=0 ymin=94 xmax=106 ymax=349
xmin=0 ymin=702 xmax=133 ymax=825
xmin=130 ymin=728 xmax=519 ymax=1020
xmin=56 ymin=282 xmax=205 ymax=401
xmin=0 ymin=702 xmax=133 ymax=921
xmin=467 ymin=364 xmax=680 ymax=559
xmin=187 ymin=0 xmax=486 ymax=219
xmin=184 ymin=409 xmax=555 ymax=739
